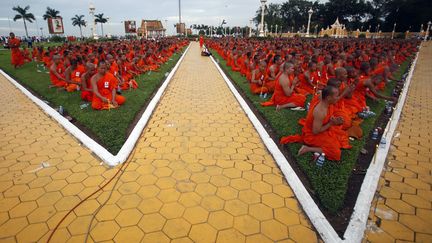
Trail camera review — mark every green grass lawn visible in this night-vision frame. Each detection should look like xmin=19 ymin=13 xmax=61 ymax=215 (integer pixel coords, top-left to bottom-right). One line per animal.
xmin=212 ymin=51 xmax=410 ymax=213
xmin=0 ymin=46 xmax=186 ymax=154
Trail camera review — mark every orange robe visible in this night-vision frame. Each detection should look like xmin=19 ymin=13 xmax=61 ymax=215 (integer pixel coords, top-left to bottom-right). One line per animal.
xmin=199 ymin=36 xmax=204 ymax=48
xmin=49 ymin=64 xmax=67 ymax=88
xmin=344 ymin=75 xmax=368 ymax=113
xmin=261 ymin=74 xmax=306 ymax=107
xmin=81 ymin=74 xmax=93 ymax=102
xmin=92 ymin=73 xmax=126 ymax=110
xmin=9 ymin=38 xmax=24 ymax=67
xmin=250 ymin=70 xmax=268 ymax=94
xmin=281 ymin=102 xmax=344 ymax=161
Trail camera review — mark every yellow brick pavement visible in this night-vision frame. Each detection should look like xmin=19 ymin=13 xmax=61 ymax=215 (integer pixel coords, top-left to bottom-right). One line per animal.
xmin=364 ymin=42 xmax=432 ymax=242
xmin=0 ymin=42 xmax=318 ymax=242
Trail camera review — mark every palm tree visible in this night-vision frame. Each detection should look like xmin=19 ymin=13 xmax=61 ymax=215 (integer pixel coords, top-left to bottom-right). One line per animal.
xmin=94 ymin=13 xmax=108 ymax=37
xmin=12 ymin=5 xmax=35 ymax=37
xmin=43 ymin=7 xmax=60 ymax=20
xmin=71 ymin=15 xmax=86 ymax=37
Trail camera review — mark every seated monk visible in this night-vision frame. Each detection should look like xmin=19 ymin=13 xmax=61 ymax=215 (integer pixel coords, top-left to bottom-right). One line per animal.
xmin=91 ymin=61 xmax=126 ymax=110
xmin=63 ymin=59 xmax=83 ymax=92
xmin=297 ymin=62 xmax=320 ymax=95
xmin=22 ymin=47 xmax=32 ymax=63
xmin=330 ymin=68 xmax=357 ymax=129
xmin=274 ymin=62 xmax=306 ymax=110
xmin=298 ymin=85 xmax=346 ymax=161
xmin=81 ymin=63 xmax=96 ymax=102
xmin=266 ymin=55 xmax=283 ymax=92
xmin=345 ymin=62 xmax=396 ymax=113
xmin=49 ymin=55 xmax=68 ymax=88
xmin=250 ymin=61 xmax=269 ymax=95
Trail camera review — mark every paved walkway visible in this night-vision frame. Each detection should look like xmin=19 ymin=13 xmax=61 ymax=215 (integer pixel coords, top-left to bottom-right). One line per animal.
xmin=365 ymin=42 xmax=432 ymax=242
xmin=0 ymin=42 xmax=318 ymax=242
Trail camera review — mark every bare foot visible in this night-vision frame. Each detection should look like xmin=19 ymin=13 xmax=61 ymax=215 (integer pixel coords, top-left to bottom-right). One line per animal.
xmin=276 ymin=105 xmax=281 ymax=112
xmin=297 ymin=145 xmax=308 ymax=156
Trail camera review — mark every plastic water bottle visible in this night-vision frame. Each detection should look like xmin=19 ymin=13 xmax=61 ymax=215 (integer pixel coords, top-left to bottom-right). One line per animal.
xmin=380 ymin=137 xmax=387 ymax=148
xmin=263 ymin=93 xmax=268 ymax=99
xmin=58 ymin=106 xmax=64 ymax=115
xmin=385 ymin=103 xmax=393 ymax=115
xmin=306 ymin=102 xmax=310 ymax=112
xmin=316 ymin=153 xmax=325 ymax=167
xmin=80 ymin=103 xmax=89 ymax=110
xmin=372 ymin=129 xmax=379 ymax=140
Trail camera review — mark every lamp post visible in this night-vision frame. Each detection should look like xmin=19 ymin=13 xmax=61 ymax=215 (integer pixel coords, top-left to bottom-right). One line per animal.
xmin=249 ymin=19 xmax=253 ymax=37
xmin=89 ymin=3 xmax=97 ymax=39
xmin=259 ymin=0 xmax=267 ymax=37
xmin=144 ymin=21 xmax=148 ymax=39
xmin=40 ymin=27 xmax=43 ymax=38
xmin=275 ymin=24 xmax=278 ymax=36
xmin=306 ymin=8 xmax=313 ymax=37
xmin=376 ymin=24 xmax=380 ymax=38
xmin=391 ymin=23 xmax=396 ymax=39
xmin=425 ymin=21 xmax=431 ymax=41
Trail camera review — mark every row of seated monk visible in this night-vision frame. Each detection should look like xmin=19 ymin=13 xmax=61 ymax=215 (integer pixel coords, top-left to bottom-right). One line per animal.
xmin=7 ymin=32 xmax=189 ymax=110
xmin=207 ymin=37 xmax=418 ymax=162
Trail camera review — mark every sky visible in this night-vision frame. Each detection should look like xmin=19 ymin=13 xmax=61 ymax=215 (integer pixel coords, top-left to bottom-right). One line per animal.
xmin=0 ymin=0 xmax=291 ymax=37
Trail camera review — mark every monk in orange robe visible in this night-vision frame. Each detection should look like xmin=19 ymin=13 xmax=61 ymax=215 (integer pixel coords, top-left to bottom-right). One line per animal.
xmin=297 ymin=62 xmax=321 ymax=95
xmin=199 ymin=35 xmax=204 ymax=48
xmin=297 ymin=86 xmax=345 ymax=161
xmin=265 ymin=62 xmax=306 ymax=110
xmin=49 ymin=55 xmax=68 ymax=88
xmin=265 ymin=55 xmax=283 ymax=92
xmin=250 ymin=61 xmax=269 ymax=95
xmin=91 ymin=61 xmax=126 ymax=110
xmin=81 ymin=63 xmax=95 ymax=102
xmin=22 ymin=47 xmax=32 ymax=63
xmin=63 ymin=59 xmax=83 ymax=92
xmin=344 ymin=62 xmax=396 ymax=113
xmin=8 ymin=33 xmax=24 ymax=68
xmin=330 ymin=68 xmax=357 ymax=129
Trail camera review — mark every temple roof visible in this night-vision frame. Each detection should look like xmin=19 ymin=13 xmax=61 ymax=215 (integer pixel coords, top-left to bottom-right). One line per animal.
xmin=331 ymin=17 xmax=342 ymax=28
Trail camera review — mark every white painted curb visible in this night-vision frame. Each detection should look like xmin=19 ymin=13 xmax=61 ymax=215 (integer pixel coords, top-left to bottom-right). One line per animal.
xmin=1 ymin=43 xmax=191 ymax=167
xmin=210 ymin=47 xmax=419 ymax=243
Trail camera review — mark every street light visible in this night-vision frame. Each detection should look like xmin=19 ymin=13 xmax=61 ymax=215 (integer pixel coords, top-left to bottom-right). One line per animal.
xmin=144 ymin=21 xmax=148 ymax=39
xmin=306 ymin=8 xmax=313 ymax=37
xmin=275 ymin=24 xmax=278 ymax=36
xmin=391 ymin=23 xmax=396 ymax=39
xmin=259 ymin=0 xmax=267 ymax=37
xmin=249 ymin=19 xmax=253 ymax=37
xmin=425 ymin=21 xmax=431 ymax=41
xmin=376 ymin=24 xmax=380 ymax=38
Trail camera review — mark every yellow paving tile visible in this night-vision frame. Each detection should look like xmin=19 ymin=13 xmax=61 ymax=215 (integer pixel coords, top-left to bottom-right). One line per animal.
xmin=0 ymin=42 xmax=317 ymax=242
xmin=366 ymin=42 xmax=432 ymax=242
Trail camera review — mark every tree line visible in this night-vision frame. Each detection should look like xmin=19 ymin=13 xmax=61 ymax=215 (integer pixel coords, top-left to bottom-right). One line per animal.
xmin=253 ymin=0 xmax=431 ymax=33
xmin=11 ymin=5 xmax=109 ymax=37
